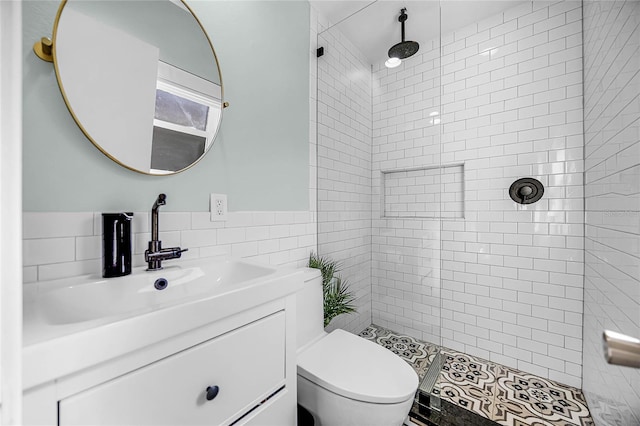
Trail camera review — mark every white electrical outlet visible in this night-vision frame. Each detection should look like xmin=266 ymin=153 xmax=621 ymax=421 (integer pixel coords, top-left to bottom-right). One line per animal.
xmin=210 ymin=193 xmax=228 ymax=221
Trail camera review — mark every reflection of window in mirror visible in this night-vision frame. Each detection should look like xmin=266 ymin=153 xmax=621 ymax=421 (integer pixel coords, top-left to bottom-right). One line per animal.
xmin=150 ymin=61 xmax=222 ymax=174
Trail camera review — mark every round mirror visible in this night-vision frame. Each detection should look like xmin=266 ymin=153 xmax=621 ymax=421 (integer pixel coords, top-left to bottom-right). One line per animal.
xmin=52 ymin=0 xmax=223 ymax=175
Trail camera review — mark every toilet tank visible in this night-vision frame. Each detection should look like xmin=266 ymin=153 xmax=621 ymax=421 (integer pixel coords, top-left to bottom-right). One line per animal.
xmin=297 ymin=268 xmax=325 ymax=350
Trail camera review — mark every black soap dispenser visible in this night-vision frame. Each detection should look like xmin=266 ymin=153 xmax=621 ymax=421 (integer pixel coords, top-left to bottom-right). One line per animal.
xmin=102 ymin=212 xmax=133 ymax=278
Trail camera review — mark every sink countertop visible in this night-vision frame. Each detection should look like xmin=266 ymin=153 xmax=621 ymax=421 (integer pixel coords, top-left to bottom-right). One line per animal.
xmin=23 ymin=257 xmax=304 ymax=390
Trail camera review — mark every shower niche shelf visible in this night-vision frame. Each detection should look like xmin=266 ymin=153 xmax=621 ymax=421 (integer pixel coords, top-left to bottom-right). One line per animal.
xmin=382 ymin=164 xmax=464 ymax=219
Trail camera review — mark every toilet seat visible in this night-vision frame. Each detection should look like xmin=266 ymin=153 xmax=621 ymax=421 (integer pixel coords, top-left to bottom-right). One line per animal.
xmin=297 ymin=329 xmax=419 ymax=404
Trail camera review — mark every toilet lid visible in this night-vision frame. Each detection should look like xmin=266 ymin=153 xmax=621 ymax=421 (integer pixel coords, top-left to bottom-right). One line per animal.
xmin=297 ymin=329 xmax=419 ymax=404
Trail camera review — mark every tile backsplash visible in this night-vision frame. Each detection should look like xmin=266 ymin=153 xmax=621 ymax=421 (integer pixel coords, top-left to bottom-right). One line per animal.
xmin=23 ymin=211 xmax=317 ymax=283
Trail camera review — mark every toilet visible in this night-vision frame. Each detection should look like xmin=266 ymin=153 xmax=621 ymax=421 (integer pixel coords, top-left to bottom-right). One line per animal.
xmin=296 ymin=268 xmax=419 ymax=426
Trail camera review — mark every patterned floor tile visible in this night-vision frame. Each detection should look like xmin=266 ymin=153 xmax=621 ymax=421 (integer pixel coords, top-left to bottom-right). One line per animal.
xmin=440 ymin=351 xmax=496 ymax=389
xmin=359 ymin=325 xmax=595 ymax=426
xmin=492 ymin=366 xmax=594 ymax=426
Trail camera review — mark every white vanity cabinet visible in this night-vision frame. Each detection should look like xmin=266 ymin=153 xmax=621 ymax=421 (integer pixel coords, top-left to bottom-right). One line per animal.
xmin=60 ymin=312 xmax=286 ymax=425
xmin=24 ymin=284 xmax=300 ymax=426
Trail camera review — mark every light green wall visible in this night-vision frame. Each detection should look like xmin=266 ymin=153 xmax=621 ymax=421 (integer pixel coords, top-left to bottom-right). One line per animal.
xmin=23 ymin=1 xmax=310 ymax=212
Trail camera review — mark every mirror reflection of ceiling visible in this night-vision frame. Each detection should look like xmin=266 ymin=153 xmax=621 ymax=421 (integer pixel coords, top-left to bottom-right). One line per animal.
xmin=310 ymin=0 xmax=530 ymax=65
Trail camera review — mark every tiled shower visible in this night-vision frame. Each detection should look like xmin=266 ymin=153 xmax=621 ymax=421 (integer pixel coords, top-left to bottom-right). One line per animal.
xmin=313 ymin=1 xmax=639 ymax=424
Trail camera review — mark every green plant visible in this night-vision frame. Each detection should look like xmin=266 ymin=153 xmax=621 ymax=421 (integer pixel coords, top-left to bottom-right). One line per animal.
xmin=308 ymin=252 xmax=357 ymax=327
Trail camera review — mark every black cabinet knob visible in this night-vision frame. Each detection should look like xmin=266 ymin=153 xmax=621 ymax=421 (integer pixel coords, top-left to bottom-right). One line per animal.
xmin=206 ymin=385 xmax=219 ymax=401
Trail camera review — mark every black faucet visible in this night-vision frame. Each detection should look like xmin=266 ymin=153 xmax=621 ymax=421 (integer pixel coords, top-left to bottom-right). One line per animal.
xmin=145 ymin=194 xmax=187 ymax=271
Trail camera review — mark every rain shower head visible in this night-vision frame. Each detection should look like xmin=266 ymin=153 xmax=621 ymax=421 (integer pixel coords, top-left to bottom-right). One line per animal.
xmin=388 ymin=40 xmax=420 ymax=60
xmin=388 ymin=8 xmax=419 ymax=60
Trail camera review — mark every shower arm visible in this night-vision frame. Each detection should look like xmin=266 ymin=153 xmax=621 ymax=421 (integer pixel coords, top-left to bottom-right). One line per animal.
xmin=399 ymin=8 xmax=407 ymax=42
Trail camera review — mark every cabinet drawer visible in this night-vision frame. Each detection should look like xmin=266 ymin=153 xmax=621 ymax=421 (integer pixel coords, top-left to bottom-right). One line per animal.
xmin=60 ymin=311 xmax=286 ymax=426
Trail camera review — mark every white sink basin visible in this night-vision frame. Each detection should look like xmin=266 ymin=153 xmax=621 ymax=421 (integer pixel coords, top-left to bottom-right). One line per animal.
xmin=23 ymin=256 xmax=305 ymax=391
xmin=24 ymin=258 xmax=276 ymax=325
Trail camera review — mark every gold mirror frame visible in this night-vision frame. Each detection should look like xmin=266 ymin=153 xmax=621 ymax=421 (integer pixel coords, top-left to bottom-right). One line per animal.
xmin=47 ymin=0 xmax=225 ymax=176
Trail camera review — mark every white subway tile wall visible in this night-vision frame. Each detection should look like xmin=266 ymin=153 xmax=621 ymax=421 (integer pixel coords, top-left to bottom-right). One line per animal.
xmin=371 ymin=214 xmax=443 ymax=344
xmin=371 ymin=36 xmax=444 ymax=345
xmin=582 ymin=1 xmax=640 ymax=424
xmin=23 ymin=211 xmax=317 ymax=283
xmin=371 ymin=0 xmax=585 ymax=387
xmin=316 ymin=13 xmax=373 ymax=334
